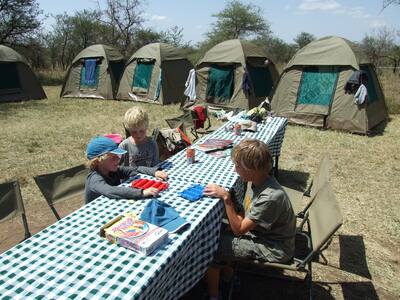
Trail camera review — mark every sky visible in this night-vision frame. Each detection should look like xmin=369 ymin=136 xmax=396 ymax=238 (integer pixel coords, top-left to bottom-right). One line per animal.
xmin=38 ymin=0 xmax=400 ymax=44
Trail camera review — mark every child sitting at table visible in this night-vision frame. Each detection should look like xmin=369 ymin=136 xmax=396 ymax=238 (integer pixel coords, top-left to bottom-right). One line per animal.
xmin=203 ymin=139 xmax=296 ymax=300
xmin=85 ymin=136 xmax=168 ymax=204
xmin=119 ymin=106 xmax=159 ymax=167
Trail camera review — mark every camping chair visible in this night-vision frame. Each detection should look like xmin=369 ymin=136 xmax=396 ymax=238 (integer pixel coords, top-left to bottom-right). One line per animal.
xmin=166 ymin=106 xmax=213 ymax=141
xmin=230 ymin=182 xmax=343 ymax=300
xmin=34 ymin=164 xmax=88 ymax=220
xmin=282 ymin=154 xmax=331 ymax=217
xmin=0 ymin=180 xmax=31 ymax=240
xmin=189 ymin=105 xmax=213 ymax=140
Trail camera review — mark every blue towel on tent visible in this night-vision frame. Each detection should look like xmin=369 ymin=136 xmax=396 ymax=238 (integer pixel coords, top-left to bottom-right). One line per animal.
xmin=154 ymin=69 xmax=162 ymax=100
xmin=242 ymin=67 xmax=251 ymax=96
xmin=84 ymin=59 xmax=97 ymax=85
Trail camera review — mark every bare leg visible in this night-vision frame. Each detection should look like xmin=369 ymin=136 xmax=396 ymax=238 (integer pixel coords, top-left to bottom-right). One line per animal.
xmin=206 ymin=266 xmax=221 ymax=298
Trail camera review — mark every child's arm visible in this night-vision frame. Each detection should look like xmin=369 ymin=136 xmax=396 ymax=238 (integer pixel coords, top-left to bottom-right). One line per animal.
xmin=88 ymin=172 xmax=144 ymax=200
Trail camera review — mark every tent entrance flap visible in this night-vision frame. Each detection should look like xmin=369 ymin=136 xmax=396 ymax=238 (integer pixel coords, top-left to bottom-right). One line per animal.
xmin=132 ymin=61 xmax=154 ymax=93
xmin=0 ymin=63 xmax=22 ymax=94
xmin=360 ymin=66 xmax=378 ymax=103
xmin=80 ymin=59 xmax=100 ymax=90
xmin=248 ymin=66 xmax=273 ymax=97
xmin=295 ymin=66 xmax=338 ymax=115
xmin=206 ymin=65 xmax=234 ymax=103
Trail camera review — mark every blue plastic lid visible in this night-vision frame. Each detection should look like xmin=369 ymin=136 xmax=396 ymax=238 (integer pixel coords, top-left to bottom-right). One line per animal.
xmin=179 ymin=184 xmax=205 ymax=202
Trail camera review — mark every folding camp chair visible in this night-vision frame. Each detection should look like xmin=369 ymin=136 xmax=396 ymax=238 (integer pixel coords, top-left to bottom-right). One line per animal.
xmin=0 ymin=180 xmax=31 ymax=240
xmin=189 ymin=105 xmax=213 ymax=140
xmin=282 ymin=154 xmax=331 ymax=217
xmin=166 ymin=106 xmax=214 ymax=141
xmin=34 ymin=164 xmax=88 ymax=220
xmin=231 ymin=182 xmax=343 ymax=300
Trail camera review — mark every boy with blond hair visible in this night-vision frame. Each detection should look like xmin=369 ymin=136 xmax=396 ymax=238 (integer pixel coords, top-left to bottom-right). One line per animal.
xmin=119 ymin=106 xmax=159 ymax=167
xmin=204 ymin=139 xmax=295 ymax=299
xmin=85 ymin=136 xmax=167 ymax=204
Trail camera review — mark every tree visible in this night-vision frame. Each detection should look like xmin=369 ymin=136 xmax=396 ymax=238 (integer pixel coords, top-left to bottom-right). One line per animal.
xmin=160 ymin=26 xmax=190 ymax=48
xmin=253 ymin=35 xmax=296 ymax=65
xmin=0 ymin=0 xmax=43 ymax=44
xmin=382 ymin=0 xmax=400 ymax=10
xmin=131 ymin=28 xmax=162 ymax=50
xmin=205 ymin=0 xmax=271 ymax=46
xmin=294 ymin=32 xmax=316 ymax=49
xmin=362 ymin=27 xmax=395 ymax=69
xmin=46 ymin=10 xmax=111 ymax=70
xmin=100 ymin=0 xmax=145 ymax=55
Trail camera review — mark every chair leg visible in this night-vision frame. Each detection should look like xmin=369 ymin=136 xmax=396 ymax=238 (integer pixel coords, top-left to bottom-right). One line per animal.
xmin=273 ymin=156 xmax=279 ymax=177
xmin=49 ymin=204 xmax=61 ymax=220
xmin=307 ymin=262 xmax=313 ymax=300
xmin=21 ymin=213 xmax=31 ymax=240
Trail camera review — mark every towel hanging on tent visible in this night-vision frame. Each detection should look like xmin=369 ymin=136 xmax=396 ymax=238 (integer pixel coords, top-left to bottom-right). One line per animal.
xmin=84 ymin=59 xmax=97 ymax=85
xmin=354 ymin=84 xmax=368 ymax=105
xmin=184 ymin=69 xmax=197 ymax=100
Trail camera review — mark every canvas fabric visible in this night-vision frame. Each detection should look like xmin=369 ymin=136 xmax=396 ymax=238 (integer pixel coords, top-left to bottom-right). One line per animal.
xmin=0 ymin=181 xmax=24 ymax=222
xmin=60 ymin=44 xmax=124 ymax=100
xmin=286 ymin=36 xmax=368 ymax=70
xmin=0 ymin=45 xmax=46 ymax=102
xmin=195 ymin=39 xmax=278 ymax=110
xmin=117 ymin=43 xmax=192 ymax=104
xmin=34 ymin=164 xmax=89 ymax=205
xmin=272 ymin=37 xmax=388 ymax=134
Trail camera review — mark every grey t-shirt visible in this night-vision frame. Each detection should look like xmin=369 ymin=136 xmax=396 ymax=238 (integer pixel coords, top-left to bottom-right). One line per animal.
xmin=245 ymin=177 xmax=296 ymax=262
xmin=119 ymin=137 xmax=159 ymax=167
xmin=84 ymin=165 xmax=157 ymax=204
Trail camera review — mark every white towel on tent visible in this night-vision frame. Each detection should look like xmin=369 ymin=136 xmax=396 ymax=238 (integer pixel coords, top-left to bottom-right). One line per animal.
xmin=354 ymin=84 xmax=368 ymax=105
xmin=184 ymin=69 xmax=196 ymax=100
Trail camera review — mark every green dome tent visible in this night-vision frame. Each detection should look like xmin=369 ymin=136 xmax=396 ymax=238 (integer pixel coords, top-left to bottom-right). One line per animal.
xmin=271 ymin=36 xmax=388 ymax=134
xmin=60 ymin=44 xmax=125 ymax=100
xmin=0 ymin=45 xmax=46 ymax=103
xmin=193 ymin=39 xmax=279 ymax=110
xmin=116 ymin=42 xmax=193 ymax=105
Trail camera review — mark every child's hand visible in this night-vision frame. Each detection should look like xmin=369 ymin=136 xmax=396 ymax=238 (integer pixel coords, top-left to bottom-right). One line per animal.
xmin=143 ymin=187 xmax=160 ymax=197
xmin=204 ymin=183 xmax=230 ymax=201
xmin=155 ymin=170 xmax=168 ymax=180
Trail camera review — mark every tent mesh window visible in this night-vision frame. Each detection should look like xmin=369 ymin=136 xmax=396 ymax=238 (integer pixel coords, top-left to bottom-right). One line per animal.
xmin=297 ymin=66 xmax=338 ymax=106
xmin=0 ymin=63 xmax=21 ymax=93
xmin=80 ymin=59 xmax=100 ymax=90
xmin=206 ymin=65 xmax=234 ymax=102
xmin=360 ymin=66 xmax=378 ymax=103
xmin=248 ymin=66 xmax=273 ymax=97
xmin=132 ymin=61 xmax=154 ymax=90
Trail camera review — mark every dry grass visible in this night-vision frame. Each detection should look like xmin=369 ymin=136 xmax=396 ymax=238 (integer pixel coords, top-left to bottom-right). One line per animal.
xmin=379 ymin=71 xmax=400 ymax=114
xmin=1 ymin=85 xmax=399 ymax=298
xmin=0 ymin=86 xmax=182 ymax=206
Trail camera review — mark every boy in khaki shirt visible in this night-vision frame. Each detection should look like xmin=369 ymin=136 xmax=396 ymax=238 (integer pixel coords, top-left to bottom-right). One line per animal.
xmin=204 ymin=139 xmax=296 ymax=300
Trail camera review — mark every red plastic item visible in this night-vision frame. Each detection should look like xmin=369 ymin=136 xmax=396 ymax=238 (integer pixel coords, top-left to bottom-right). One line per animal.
xmin=131 ymin=179 xmax=168 ymax=191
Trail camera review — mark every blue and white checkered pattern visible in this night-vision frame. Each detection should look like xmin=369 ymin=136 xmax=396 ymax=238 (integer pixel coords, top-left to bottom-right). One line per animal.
xmin=0 ymin=117 xmax=287 ymax=299
xmin=165 ymin=117 xmax=288 ymax=187
xmin=0 ymin=177 xmax=223 ymax=300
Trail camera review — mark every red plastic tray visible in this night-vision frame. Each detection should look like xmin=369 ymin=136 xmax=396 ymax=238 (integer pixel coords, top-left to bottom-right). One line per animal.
xmin=131 ymin=178 xmax=168 ymax=191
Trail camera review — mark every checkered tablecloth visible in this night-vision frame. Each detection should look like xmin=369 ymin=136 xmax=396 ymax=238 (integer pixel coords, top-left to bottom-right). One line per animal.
xmin=0 ymin=177 xmax=223 ymax=300
xmin=0 ymin=117 xmax=287 ymax=299
xmin=164 ymin=117 xmax=288 ymax=187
